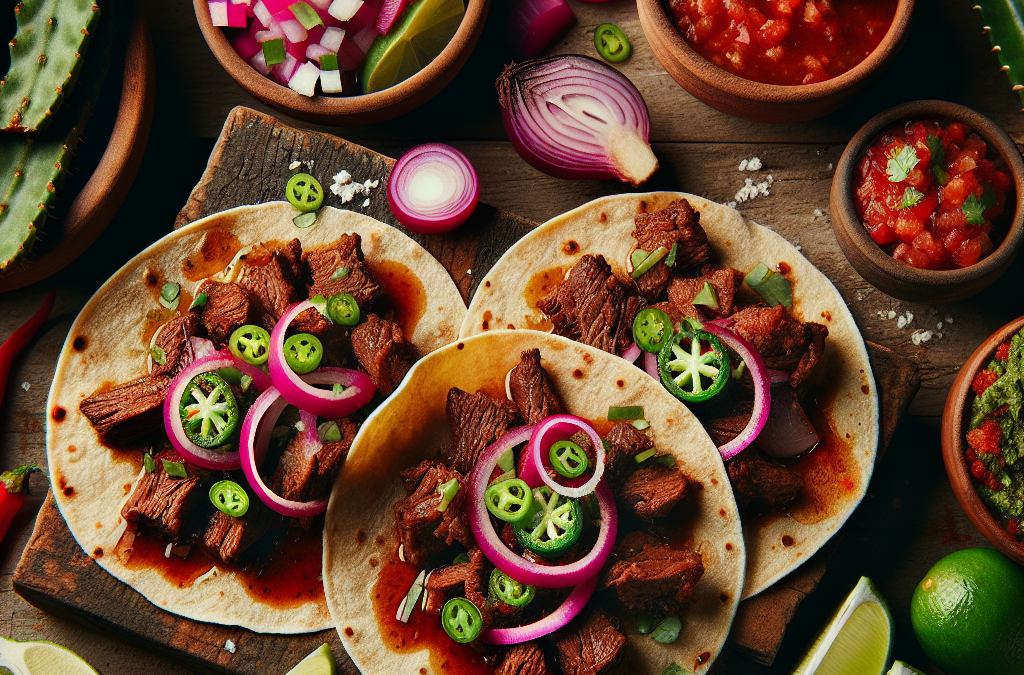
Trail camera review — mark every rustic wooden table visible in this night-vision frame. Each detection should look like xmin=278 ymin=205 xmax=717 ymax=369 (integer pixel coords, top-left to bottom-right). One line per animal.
xmin=1 ymin=0 xmax=1022 ymax=673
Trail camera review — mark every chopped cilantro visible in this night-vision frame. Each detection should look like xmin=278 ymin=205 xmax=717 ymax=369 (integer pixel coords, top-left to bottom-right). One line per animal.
xmin=901 ymin=187 xmax=924 ymax=210
xmin=663 ymin=665 xmax=690 ymax=675
xmin=331 ymin=267 xmax=351 ymax=280
xmin=189 ymin=292 xmax=208 ymax=310
xmin=162 ymin=459 xmax=188 ymax=478
xmin=886 ymin=144 xmax=919 ymax=183
xmin=927 ymin=135 xmax=949 ymax=185
xmin=150 ymin=345 xmax=167 ymax=366
xmin=962 ymin=184 xmax=997 ymax=225
xmin=143 ymin=452 xmax=156 ymax=473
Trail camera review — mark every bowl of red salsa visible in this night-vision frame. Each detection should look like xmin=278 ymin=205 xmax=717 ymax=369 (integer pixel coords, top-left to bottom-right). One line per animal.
xmin=636 ymin=0 xmax=914 ymax=122
xmin=831 ymin=100 xmax=1024 ymax=303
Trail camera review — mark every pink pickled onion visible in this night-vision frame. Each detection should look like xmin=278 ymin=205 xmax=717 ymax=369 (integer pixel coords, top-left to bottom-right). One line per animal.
xmin=239 ymin=387 xmax=328 ymax=517
xmin=620 ymin=342 xmax=641 ymax=364
xmin=701 ymin=323 xmax=771 ymax=462
xmin=468 ymin=427 xmax=617 ymax=588
xmin=643 ymin=351 xmax=659 ymax=380
xmin=483 ymin=574 xmax=597 ymax=644
xmin=522 ymin=415 xmax=605 ymax=499
xmin=269 ymin=300 xmax=375 ymax=417
xmin=508 ymin=0 xmax=576 ymax=60
xmin=163 ymin=351 xmax=272 ymax=469
xmin=387 ymin=144 xmax=479 ymax=234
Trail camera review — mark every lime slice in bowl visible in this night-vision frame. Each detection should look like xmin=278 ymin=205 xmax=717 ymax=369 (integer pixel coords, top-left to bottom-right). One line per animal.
xmin=887 ymin=661 xmax=926 ymax=675
xmin=792 ymin=576 xmax=894 ymax=675
xmin=286 ymin=644 xmax=336 ymax=675
xmin=360 ymin=0 xmax=465 ymax=94
xmin=0 ymin=637 xmax=99 ymax=675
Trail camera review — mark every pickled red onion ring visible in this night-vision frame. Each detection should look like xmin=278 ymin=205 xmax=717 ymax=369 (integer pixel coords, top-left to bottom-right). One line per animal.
xmin=522 ymin=415 xmax=605 ymax=499
xmin=483 ymin=574 xmax=598 ymax=644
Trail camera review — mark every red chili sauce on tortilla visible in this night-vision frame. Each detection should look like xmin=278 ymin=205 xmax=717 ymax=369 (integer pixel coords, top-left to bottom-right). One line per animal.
xmin=854 ymin=120 xmax=1012 ymax=270
xmin=667 ymin=0 xmax=897 ymax=86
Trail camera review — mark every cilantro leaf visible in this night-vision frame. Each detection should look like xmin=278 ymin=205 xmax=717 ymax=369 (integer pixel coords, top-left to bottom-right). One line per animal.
xmin=963 ymin=185 xmax=997 ymax=225
xmin=901 ymin=187 xmax=924 ymax=210
xmin=886 ymin=144 xmax=919 ymax=183
xmin=927 ymin=135 xmax=949 ymax=185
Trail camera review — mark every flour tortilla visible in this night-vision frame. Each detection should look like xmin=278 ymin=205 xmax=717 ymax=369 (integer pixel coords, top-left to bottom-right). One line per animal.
xmin=324 ymin=330 xmax=745 ymax=675
xmin=46 ymin=202 xmax=467 ymax=632
xmin=459 ymin=192 xmax=879 ymax=598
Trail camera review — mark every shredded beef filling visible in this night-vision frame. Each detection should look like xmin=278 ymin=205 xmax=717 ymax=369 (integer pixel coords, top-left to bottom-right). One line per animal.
xmin=730 ymin=305 xmax=828 ymax=388
xmin=496 ymin=643 xmax=552 ymax=675
xmin=667 ymin=265 xmax=745 ymax=320
xmin=509 ymin=348 xmax=566 ymax=425
xmin=351 ymin=314 xmax=417 ymax=396
xmin=197 ymin=496 xmax=285 ymax=565
xmin=270 ymin=418 xmax=356 ymax=503
xmin=553 ymin=608 xmax=627 ymax=675
xmin=618 ymin=465 xmax=689 ymax=521
xmin=630 ymin=198 xmax=711 ymax=299
xmin=121 ymin=448 xmax=209 ymax=538
xmin=304 ymin=233 xmax=384 ymax=307
xmin=394 ymin=460 xmax=472 ymax=567
xmin=442 ymin=388 xmax=520 ymax=475
xmin=602 ymin=421 xmax=653 ymax=489
xmin=79 ymin=375 xmax=169 ymax=447
xmin=601 ymin=531 xmax=704 ymax=617
xmin=726 ymin=446 xmax=805 ymax=512
xmin=151 ymin=313 xmax=199 ymax=378
xmin=196 ymin=281 xmax=252 ymax=344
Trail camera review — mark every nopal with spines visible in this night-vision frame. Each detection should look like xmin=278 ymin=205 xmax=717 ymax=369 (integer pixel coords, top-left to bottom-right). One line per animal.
xmin=973 ymin=1 xmax=1024 ymax=109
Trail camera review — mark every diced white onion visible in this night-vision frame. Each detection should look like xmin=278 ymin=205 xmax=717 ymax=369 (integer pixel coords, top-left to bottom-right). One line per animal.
xmin=320 ymin=68 xmax=343 ymax=93
xmin=253 ymin=0 xmax=273 ymax=25
xmin=353 ymin=25 xmax=377 ymax=53
xmin=250 ymin=50 xmax=271 ymax=75
xmin=328 ymin=0 xmax=363 ymax=21
xmin=321 ymin=26 xmax=345 ymax=51
xmin=307 ymin=0 xmax=332 ymax=9
xmin=278 ymin=17 xmax=308 ymax=43
xmin=306 ymin=42 xmax=331 ymax=61
xmin=255 ymin=25 xmax=284 ymax=42
xmin=289 ymin=62 xmax=321 ymax=97
xmin=209 ymin=1 xmax=230 ymax=26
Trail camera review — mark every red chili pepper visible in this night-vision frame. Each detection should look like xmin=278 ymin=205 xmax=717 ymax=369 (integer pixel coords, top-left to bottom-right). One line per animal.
xmin=0 ymin=292 xmax=54 ymax=414
xmin=0 ymin=465 xmax=41 ymax=542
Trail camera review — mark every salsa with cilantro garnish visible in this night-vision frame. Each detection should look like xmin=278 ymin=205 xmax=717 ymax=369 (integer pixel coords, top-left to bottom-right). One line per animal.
xmin=966 ymin=327 xmax=1024 ymax=543
xmin=854 ymin=119 xmax=1013 ymax=270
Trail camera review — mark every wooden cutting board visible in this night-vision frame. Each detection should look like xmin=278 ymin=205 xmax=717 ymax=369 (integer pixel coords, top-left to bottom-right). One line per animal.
xmin=13 ymin=107 xmax=920 ymax=674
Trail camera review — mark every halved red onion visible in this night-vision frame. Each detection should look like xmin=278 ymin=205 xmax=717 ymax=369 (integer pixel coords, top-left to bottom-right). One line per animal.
xmin=240 ymin=387 xmax=328 ymax=517
xmin=643 ymin=351 xmax=659 ymax=380
xmin=496 ymin=55 xmax=657 ymax=186
xmin=269 ymin=301 xmax=375 ymax=417
xmin=163 ymin=352 xmax=272 ymax=470
xmin=483 ymin=574 xmax=597 ymax=644
xmin=756 ymin=380 xmax=820 ymax=459
xmin=701 ymin=323 xmax=771 ymax=462
xmin=522 ymin=415 xmax=605 ymax=498
xmin=387 ymin=144 xmax=479 ymax=234
xmin=468 ymin=427 xmax=617 ymax=588
xmin=508 ymin=0 xmax=575 ymax=60
xmin=620 ymin=342 xmax=641 ymax=364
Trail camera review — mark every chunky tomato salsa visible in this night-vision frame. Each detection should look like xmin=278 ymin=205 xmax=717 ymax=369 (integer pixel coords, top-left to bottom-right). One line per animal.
xmin=667 ymin=0 xmax=897 ymax=86
xmin=854 ymin=120 xmax=1012 ymax=270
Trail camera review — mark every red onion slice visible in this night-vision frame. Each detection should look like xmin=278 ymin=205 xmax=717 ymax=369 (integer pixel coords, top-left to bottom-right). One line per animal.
xmin=508 ymin=0 xmax=576 ymax=60
xmin=756 ymin=382 xmax=820 ymax=459
xmin=701 ymin=323 xmax=771 ymax=462
xmin=240 ymin=387 xmax=329 ymax=518
xmin=523 ymin=415 xmax=605 ymax=498
xmin=483 ymin=574 xmax=597 ymax=644
xmin=620 ymin=342 xmax=641 ymax=364
xmin=468 ymin=427 xmax=617 ymax=588
xmin=643 ymin=351 xmax=659 ymax=380
xmin=496 ymin=55 xmax=657 ymax=186
xmin=269 ymin=301 xmax=375 ymax=417
xmin=387 ymin=144 xmax=479 ymax=234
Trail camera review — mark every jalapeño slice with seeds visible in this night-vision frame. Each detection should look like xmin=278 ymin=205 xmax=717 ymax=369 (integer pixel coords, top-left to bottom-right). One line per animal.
xmin=657 ymin=328 xmax=730 ymax=405
xmin=488 ymin=568 xmax=536 ymax=607
xmin=286 ymin=173 xmax=324 ymax=213
xmin=283 ymin=333 xmax=324 ymax=374
xmin=229 ymin=324 xmax=271 ymax=366
xmin=594 ymin=23 xmax=632 ymax=63
xmin=549 ymin=440 xmax=589 ymax=478
xmin=210 ymin=480 xmax=250 ymax=517
xmin=512 ymin=487 xmax=583 ymax=558
xmin=327 ymin=292 xmax=360 ymax=326
xmin=484 ymin=478 xmax=533 ymax=523
xmin=179 ymin=373 xmax=240 ymax=448
xmin=441 ymin=598 xmax=483 ymax=643
xmin=633 ymin=307 xmax=674 ymax=353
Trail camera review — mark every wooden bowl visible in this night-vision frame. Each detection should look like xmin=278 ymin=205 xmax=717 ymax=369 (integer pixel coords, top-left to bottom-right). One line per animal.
xmin=829 ymin=100 xmax=1024 ymax=303
xmin=0 ymin=9 xmax=155 ymax=294
xmin=194 ymin=0 xmax=489 ymax=126
xmin=635 ymin=0 xmax=914 ymax=123
xmin=941 ymin=315 xmax=1024 ymax=566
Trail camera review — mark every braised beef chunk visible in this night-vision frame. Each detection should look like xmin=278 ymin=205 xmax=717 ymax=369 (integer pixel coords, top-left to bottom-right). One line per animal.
xmin=730 ymin=305 xmax=829 ymax=387
xmin=601 ymin=531 xmax=704 ymax=617
xmin=196 ymin=281 xmax=252 ymax=344
xmin=648 ymin=300 xmax=693 ymax=326
xmin=443 ymin=388 xmax=520 ymax=475
xmin=237 ymin=245 xmax=302 ymax=331
xmin=496 ymin=643 xmax=551 ymax=675
xmin=271 ymin=418 xmax=356 ymax=502
xmin=537 ymin=255 xmax=645 ymax=356
xmin=351 ymin=314 xmax=417 ymax=396
xmin=304 ymin=234 xmax=384 ymax=306
xmin=667 ymin=265 xmax=745 ymax=320
xmin=152 ymin=313 xmax=199 ymax=378
xmin=603 ymin=422 xmax=653 ymax=489
xmin=80 ymin=375 xmax=169 ymax=446
xmin=121 ymin=449 xmax=208 ymax=538
xmin=618 ymin=465 xmax=689 ymax=521
xmin=394 ymin=461 xmax=472 ymax=566
xmin=198 ymin=494 xmax=284 ymax=565
xmin=509 ymin=349 xmax=565 ymax=425
xmin=632 ymin=198 xmax=710 ymax=294
xmin=554 ymin=608 xmax=627 ymax=675
xmin=704 ymin=398 xmax=754 ymax=447
xmin=726 ymin=446 xmax=804 ymax=512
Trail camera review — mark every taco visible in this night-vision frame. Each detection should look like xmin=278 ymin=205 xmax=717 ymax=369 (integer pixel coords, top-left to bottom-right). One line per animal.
xmin=459 ymin=192 xmax=878 ymax=598
xmin=323 ymin=331 xmax=745 ymax=675
xmin=46 ymin=202 xmax=466 ymax=632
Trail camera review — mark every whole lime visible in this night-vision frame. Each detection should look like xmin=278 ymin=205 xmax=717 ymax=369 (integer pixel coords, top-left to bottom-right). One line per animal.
xmin=911 ymin=548 xmax=1024 ymax=675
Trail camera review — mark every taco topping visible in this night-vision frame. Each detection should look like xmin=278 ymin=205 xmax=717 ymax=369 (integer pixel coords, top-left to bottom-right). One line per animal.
xmin=228 ymin=325 xmax=271 ymax=366
xmin=657 ymin=325 xmax=731 ymax=407
xmin=179 ymin=372 xmax=240 ymax=448
xmin=209 ymin=479 xmax=250 ymax=517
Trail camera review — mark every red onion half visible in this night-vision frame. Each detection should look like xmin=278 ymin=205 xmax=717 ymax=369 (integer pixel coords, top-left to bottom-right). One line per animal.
xmin=508 ymin=0 xmax=575 ymax=60
xmin=483 ymin=573 xmax=598 ymax=644
xmin=756 ymin=372 xmax=820 ymax=459
xmin=496 ymin=55 xmax=658 ymax=187
xmin=387 ymin=143 xmax=479 ymax=234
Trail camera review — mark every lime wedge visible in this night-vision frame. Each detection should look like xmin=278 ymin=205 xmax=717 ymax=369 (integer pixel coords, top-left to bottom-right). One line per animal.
xmin=285 ymin=644 xmax=336 ymax=675
xmin=0 ymin=637 xmax=99 ymax=675
xmin=360 ymin=0 xmax=465 ymax=94
xmin=792 ymin=577 xmax=893 ymax=675
xmin=887 ymin=661 xmax=925 ymax=675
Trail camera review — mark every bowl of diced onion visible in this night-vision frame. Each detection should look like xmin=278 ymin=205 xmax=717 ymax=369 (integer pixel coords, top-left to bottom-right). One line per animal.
xmin=195 ymin=0 xmax=489 ymax=125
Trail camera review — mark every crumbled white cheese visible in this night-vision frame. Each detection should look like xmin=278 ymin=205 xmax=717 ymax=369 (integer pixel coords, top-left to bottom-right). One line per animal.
xmin=330 ymin=170 xmax=379 ymax=204
xmin=294 ymin=421 xmax=306 ymax=432
xmin=911 ymin=330 xmax=934 ymax=346
xmin=887 ymin=310 xmax=896 ymax=320
xmin=467 ymin=269 xmax=473 ymax=275
xmin=738 ymin=157 xmax=762 ymax=171
xmin=813 ymin=209 xmax=823 ymax=218
xmin=20 ymin=382 xmax=29 ymax=391
xmin=224 ymin=640 xmax=236 ymax=654
xmin=288 ymin=160 xmax=301 ymax=170
xmin=362 ymin=198 xmax=370 ymax=208
xmin=945 ymin=316 xmax=954 ymax=324
xmin=827 ymin=163 xmax=834 ymax=171
xmin=937 ymin=322 xmax=944 ymax=330
xmin=734 ymin=175 xmax=774 ymax=204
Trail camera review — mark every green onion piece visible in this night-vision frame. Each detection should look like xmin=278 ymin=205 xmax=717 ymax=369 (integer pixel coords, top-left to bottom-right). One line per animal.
xmin=217 ymin=367 xmax=243 ymax=385
xmin=635 ymin=614 xmax=657 ymax=635
xmin=744 ymin=263 xmax=793 ymax=308
xmin=332 ymin=382 xmax=345 ymax=395
xmin=162 ymin=460 xmax=188 ymax=478
xmin=493 ymin=470 xmax=516 ymax=484
xmin=656 ymin=454 xmax=676 ymax=468
xmin=331 ymin=266 xmax=351 ymax=280
xmin=608 ymin=405 xmax=644 ymax=421
xmin=159 ymin=282 xmax=181 ymax=310
xmin=691 ymin=281 xmax=719 ymax=310
xmin=262 ymin=38 xmax=286 ymax=66
xmin=634 ymin=448 xmax=658 ymax=464
xmin=150 ymin=345 xmax=167 ymax=366
xmin=436 ymin=478 xmax=460 ymax=512
xmin=631 ymin=246 xmax=669 ymax=279
xmin=497 ymin=449 xmax=515 ymax=473
xmin=662 ymin=664 xmax=688 ymax=675
xmin=143 ymin=453 xmax=156 ymax=473
xmin=240 ymin=374 xmax=253 ymax=392
xmin=453 ymin=552 xmax=471 ymax=564
xmin=289 ymin=1 xmax=323 ymax=29
xmin=664 ymin=243 xmax=679 ymax=268
xmin=319 ymin=421 xmax=342 ymax=443
xmin=310 ymin=294 xmax=328 ymax=315
xmin=630 ymin=249 xmax=649 ymax=269
xmin=189 ymin=292 xmax=208 ymax=310
xmin=652 ymin=615 xmax=682 ymax=644
xmin=932 ymin=165 xmax=950 ymax=186
xmin=631 ymin=419 xmax=650 ymax=430
xmin=293 ymin=211 xmax=318 ymax=228
xmin=398 ymin=570 xmax=425 ymax=623
xmin=319 ymin=53 xmax=339 ymax=71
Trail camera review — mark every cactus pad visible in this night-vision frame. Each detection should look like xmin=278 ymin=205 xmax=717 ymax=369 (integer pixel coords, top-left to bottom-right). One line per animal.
xmin=0 ymin=0 xmax=100 ymax=132
xmin=974 ymin=0 xmax=1024 ymax=110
